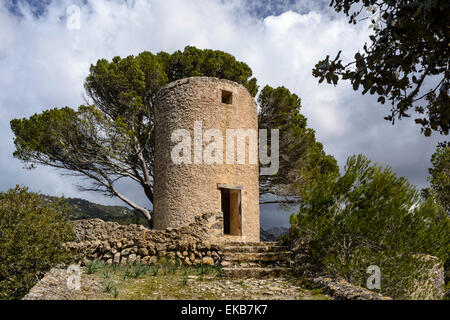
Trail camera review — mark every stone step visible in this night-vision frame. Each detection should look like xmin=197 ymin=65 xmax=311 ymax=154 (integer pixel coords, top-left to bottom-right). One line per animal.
xmin=223 ymin=245 xmax=289 ymax=253
xmin=222 ymin=252 xmax=290 ymax=263
xmin=221 ymin=267 xmax=291 ymax=279
xmin=221 ymin=260 xmax=290 ymax=268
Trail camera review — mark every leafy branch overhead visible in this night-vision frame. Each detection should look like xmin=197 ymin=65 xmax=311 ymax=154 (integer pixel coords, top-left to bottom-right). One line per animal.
xmin=313 ymin=0 xmax=449 ymax=136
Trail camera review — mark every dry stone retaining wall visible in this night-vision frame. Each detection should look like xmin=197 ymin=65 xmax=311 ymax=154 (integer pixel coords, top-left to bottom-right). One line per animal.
xmin=66 ymin=212 xmax=224 ymax=266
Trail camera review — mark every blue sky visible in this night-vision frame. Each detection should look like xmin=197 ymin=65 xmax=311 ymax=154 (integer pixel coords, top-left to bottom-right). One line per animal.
xmin=5 ymin=0 xmax=327 ymax=18
xmin=5 ymin=0 xmax=51 ymax=16
xmin=0 ymin=0 xmax=444 ymax=228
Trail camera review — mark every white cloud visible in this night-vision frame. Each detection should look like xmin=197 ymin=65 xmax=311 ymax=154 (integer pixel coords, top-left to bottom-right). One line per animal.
xmin=0 ymin=0 xmax=443 ymax=225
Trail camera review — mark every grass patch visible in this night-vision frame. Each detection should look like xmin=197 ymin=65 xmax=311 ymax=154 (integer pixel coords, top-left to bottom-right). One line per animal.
xmin=82 ymin=258 xmax=220 ymax=278
xmin=103 ymin=281 xmax=115 ymax=293
xmin=102 ymin=269 xmax=111 ymax=279
xmin=78 ymin=259 xmax=324 ymax=300
xmin=81 ymin=258 xmax=222 ymax=300
xmin=85 ymin=260 xmax=103 ymax=274
xmin=310 ymin=288 xmax=323 ymax=295
xmin=113 ymin=287 xmax=119 ymax=299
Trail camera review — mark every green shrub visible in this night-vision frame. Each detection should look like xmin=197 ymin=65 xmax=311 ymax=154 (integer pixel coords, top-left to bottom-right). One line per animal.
xmin=85 ymin=260 xmax=103 ymax=274
xmin=291 ymin=155 xmax=450 ymax=299
xmin=277 ymin=233 xmax=291 ymax=247
xmin=151 ymin=266 xmax=159 ymax=276
xmin=428 ymin=142 xmax=450 ymax=214
xmin=132 ymin=264 xmax=149 ymax=278
xmin=0 ymin=186 xmax=75 ymax=299
xmin=103 ymin=280 xmax=115 ymax=293
xmin=113 ymin=286 xmax=119 ymax=298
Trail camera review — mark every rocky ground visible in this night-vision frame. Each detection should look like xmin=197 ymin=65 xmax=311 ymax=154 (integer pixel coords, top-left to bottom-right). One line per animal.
xmin=23 ymin=261 xmax=329 ymax=300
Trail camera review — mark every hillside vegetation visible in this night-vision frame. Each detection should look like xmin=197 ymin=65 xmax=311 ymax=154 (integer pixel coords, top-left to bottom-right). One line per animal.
xmin=0 ymin=187 xmax=74 ymax=300
xmin=44 ymin=196 xmax=148 ymax=226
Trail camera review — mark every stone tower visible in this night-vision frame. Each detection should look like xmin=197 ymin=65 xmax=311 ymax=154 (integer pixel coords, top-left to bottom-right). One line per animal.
xmin=154 ymin=77 xmax=260 ymax=242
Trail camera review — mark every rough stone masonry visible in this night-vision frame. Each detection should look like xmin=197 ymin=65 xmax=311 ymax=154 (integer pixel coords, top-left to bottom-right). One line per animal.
xmin=153 ymin=77 xmax=260 ymax=242
xmin=66 ymin=211 xmax=225 ymax=267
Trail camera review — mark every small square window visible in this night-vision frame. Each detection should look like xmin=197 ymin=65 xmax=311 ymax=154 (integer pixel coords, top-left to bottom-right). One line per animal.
xmin=221 ymin=90 xmax=232 ymax=104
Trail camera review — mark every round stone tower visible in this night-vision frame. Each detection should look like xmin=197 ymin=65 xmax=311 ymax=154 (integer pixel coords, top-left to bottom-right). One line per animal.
xmin=154 ymin=77 xmax=260 ymax=242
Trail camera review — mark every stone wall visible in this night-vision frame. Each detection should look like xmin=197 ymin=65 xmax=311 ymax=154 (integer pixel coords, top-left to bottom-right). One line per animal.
xmin=66 ymin=212 xmax=224 ymax=266
xmin=310 ymin=276 xmax=391 ymax=300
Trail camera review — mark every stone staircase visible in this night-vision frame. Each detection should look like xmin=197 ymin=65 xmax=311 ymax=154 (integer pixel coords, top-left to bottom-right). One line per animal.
xmin=220 ymin=242 xmax=292 ymax=278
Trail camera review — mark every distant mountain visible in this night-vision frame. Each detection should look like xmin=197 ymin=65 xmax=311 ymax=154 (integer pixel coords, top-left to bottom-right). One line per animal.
xmin=266 ymin=226 xmax=289 ymax=238
xmin=260 ymin=228 xmax=276 ymax=242
xmin=260 ymin=226 xmax=289 ymax=242
xmin=44 ymin=195 xmax=149 ymax=226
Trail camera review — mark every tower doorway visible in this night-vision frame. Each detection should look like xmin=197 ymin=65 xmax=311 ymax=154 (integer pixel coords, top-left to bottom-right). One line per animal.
xmin=220 ymin=187 xmax=242 ymax=236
